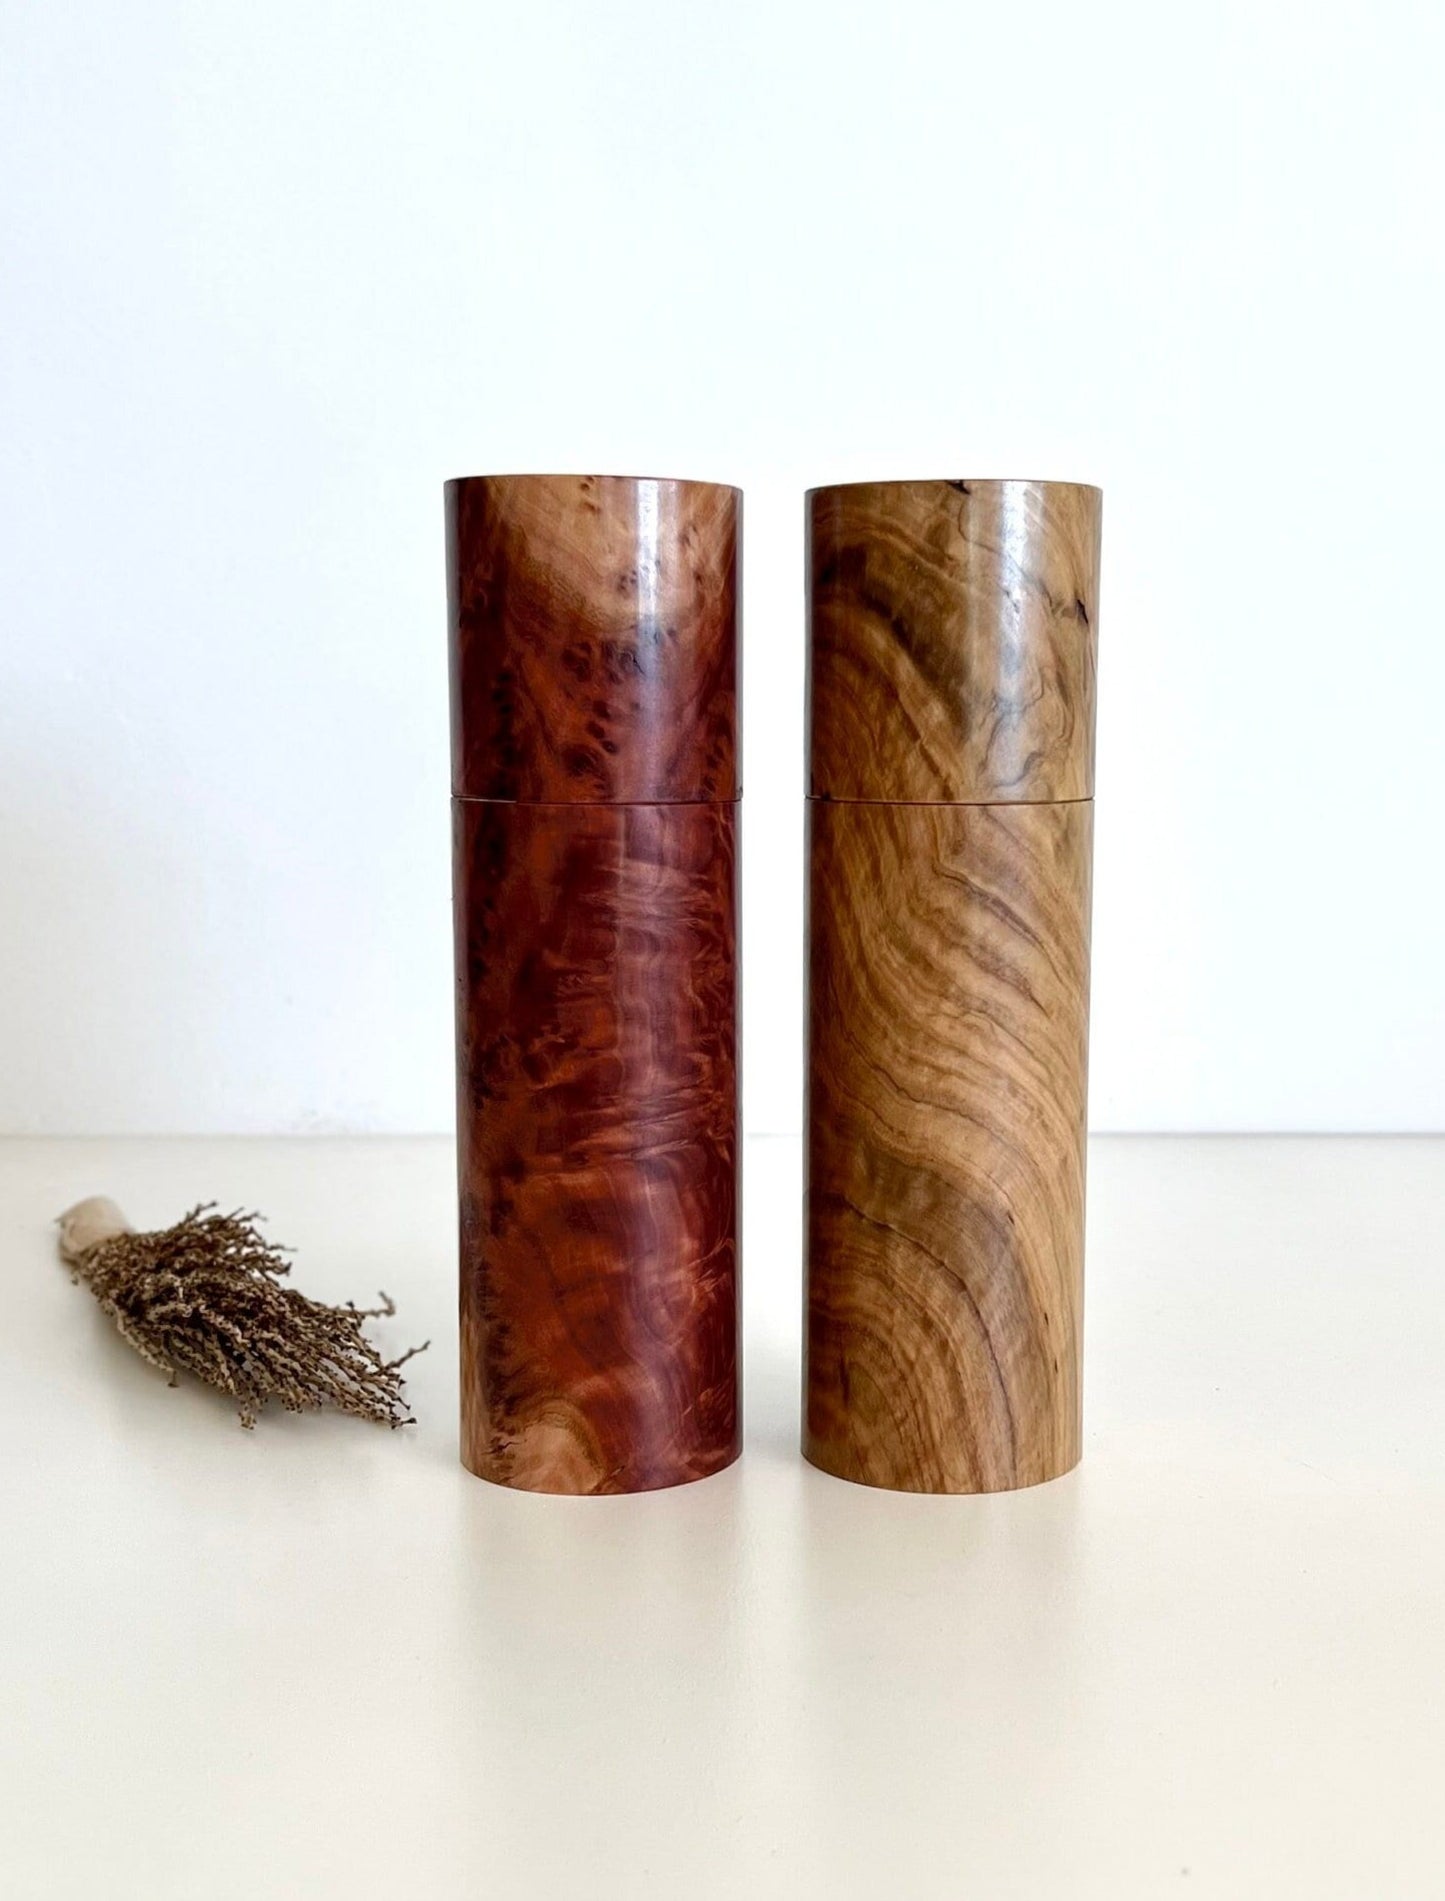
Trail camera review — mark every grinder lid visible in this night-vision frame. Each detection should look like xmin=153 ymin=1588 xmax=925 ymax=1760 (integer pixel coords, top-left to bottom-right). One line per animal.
xmin=448 ymin=473 xmax=740 ymax=803
xmin=808 ymin=478 xmax=1100 ymax=804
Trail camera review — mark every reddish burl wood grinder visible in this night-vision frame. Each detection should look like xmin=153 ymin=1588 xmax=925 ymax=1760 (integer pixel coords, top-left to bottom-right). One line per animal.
xmin=447 ymin=474 xmax=741 ymax=1493
xmin=805 ymin=479 xmax=1101 ymax=1493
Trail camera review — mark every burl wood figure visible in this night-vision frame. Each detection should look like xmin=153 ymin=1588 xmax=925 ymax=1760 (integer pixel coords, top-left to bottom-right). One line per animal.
xmin=805 ymin=479 xmax=1101 ymax=1493
xmin=447 ymin=474 xmax=740 ymax=1494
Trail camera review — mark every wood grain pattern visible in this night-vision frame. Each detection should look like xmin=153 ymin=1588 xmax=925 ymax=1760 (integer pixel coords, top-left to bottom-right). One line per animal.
xmin=805 ymin=476 xmax=1098 ymax=1494
xmin=448 ymin=472 xmax=740 ymax=1494
xmin=447 ymin=474 xmax=739 ymax=803
xmin=808 ymin=479 xmax=1099 ymax=803
xmin=454 ymin=796 xmax=739 ymax=1496
xmin=805 ymin=797 xmax=1091 ymax=1493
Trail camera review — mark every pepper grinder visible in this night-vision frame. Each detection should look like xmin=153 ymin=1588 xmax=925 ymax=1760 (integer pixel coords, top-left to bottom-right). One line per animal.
xmin=804 ymin=478 xmax=1100 ymax=1492
xmin=448 ymin=473 xmax=741 ymax=1494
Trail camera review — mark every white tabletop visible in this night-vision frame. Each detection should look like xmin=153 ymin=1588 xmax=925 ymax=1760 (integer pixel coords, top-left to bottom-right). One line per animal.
xmin=3 ymin=1134 xmax=1442 ymax=1899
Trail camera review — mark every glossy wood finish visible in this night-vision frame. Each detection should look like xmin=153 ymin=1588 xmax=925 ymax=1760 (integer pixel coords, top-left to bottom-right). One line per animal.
xmin=808 ymin=479 xmax=1100 ymax=803
xmin=455 ymin=798 xmax=739 ymax=1493
xmin=448 ymin=474 xmax=739 ymax=803
xmin=448 ymin=473 xmax=740 ymax=1495
xmin=805 ymin=477 xmax=1099 ymax=1494
xmin=805 ymin=799 xmax=1091 ymax=1492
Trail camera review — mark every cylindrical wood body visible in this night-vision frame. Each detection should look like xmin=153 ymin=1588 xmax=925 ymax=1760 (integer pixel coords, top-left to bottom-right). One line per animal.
xmin=447 ymin=474 xmax=740 ymax=1494
xmin=804 ymin=479 xmax=1101 ymax=1493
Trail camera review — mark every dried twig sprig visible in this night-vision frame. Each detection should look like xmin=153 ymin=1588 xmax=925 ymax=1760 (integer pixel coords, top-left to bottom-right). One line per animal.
xmin=57 ymin=1197 xmax=427 ymax=1429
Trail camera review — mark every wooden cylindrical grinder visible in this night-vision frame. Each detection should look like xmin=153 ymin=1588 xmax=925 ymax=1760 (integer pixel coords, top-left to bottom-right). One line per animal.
xmin=804 ymin=479 xmax=1101 ymax=1493
xmin=447 ymin=474 xmax=741 ymax=1494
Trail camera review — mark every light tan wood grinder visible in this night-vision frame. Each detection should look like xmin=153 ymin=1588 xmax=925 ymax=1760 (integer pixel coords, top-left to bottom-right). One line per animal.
xmin=804 ymin=478 xmax=1101 ymax=1492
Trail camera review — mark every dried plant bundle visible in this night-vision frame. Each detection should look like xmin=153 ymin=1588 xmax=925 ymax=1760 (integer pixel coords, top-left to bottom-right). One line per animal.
xmin=56 ymin=1197 xmax=426 ymax=1429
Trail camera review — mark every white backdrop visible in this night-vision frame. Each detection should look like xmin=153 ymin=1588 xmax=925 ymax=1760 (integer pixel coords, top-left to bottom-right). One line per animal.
xmin=3 ymin=0 xmax=1442 ymax=1135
